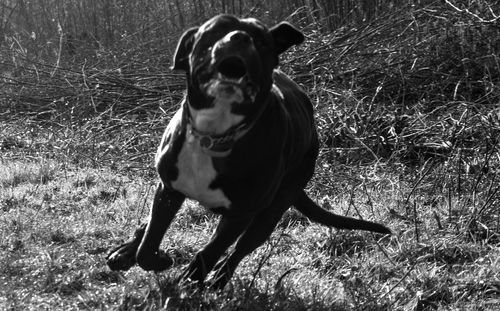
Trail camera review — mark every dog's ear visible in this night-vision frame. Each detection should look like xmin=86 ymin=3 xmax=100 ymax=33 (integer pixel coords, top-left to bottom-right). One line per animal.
xmin=171 ymin=27 xmax=199 ymax=71
xmin=270 ymin=22 xmax=304 ymax=54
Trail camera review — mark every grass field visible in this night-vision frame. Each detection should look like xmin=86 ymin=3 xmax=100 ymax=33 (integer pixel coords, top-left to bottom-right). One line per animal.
xmin=1 ymin=132 xmax=499 ymax=310
xmin=1 ymin=1 xmax=500 ymax=310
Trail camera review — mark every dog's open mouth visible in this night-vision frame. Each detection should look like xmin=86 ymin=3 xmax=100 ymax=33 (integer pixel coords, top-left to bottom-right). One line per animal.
xmin=199 ymin=55 xmax=258 ymax=102
xmin=217 ymin=56 xmax=247 ymax=79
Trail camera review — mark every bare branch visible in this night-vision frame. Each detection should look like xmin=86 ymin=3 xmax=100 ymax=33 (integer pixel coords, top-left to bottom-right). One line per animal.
xmin=445 ymin=0 xmax=500 ymax=23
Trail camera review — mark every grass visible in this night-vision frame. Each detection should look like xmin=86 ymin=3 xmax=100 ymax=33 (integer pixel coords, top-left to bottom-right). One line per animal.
xmin=1 ymin=1 xmax=500 ymax=310
xmin=0 ymin=146 xmax=498 ymax=309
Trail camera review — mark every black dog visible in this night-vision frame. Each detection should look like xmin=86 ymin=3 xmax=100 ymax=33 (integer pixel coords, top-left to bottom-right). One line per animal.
xmin=107 ymin=15 xmax=390 ymax=289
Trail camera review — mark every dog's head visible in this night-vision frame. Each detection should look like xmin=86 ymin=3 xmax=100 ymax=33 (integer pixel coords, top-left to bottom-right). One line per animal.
xmin=172 ymin=15 xmax=303 ymax=135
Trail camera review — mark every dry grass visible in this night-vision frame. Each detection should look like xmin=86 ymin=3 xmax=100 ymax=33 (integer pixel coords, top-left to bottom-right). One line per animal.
xmin=1 ymin=1 xmax=500 ymax=310
xmin=0 ymin=158 xmax=498 ymax=310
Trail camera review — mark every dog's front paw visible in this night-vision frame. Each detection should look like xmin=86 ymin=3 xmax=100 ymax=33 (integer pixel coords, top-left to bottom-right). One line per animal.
xmin=106 ymin=242 xmax=138 ymax=271
xmin=107 ymin=224 xmax=146 ymax=271
xmin=137 ymin=249 xmax=174 ymax=272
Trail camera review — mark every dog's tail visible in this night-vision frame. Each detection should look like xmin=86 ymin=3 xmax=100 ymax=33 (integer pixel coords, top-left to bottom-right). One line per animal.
xmin=294 ymin=191 xmax=391 ymax=234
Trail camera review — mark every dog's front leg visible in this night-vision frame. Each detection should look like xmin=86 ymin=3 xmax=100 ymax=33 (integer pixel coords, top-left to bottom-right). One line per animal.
xmin=107 ymin=183 xmax=184 ymax=272
xmin=135 ymin=183 xmax=185 ymax=271
xmin=182 ymin=214 xmax=251 ymax=284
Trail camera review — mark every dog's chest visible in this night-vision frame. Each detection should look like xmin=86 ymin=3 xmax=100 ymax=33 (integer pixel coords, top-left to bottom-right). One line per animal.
xmin=171 ymin=131 xmax=231 ymax=209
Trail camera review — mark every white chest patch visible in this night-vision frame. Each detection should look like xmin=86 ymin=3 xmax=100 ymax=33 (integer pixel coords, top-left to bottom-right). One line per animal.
xmin=171 ymin=128 xmax=231 ymax=209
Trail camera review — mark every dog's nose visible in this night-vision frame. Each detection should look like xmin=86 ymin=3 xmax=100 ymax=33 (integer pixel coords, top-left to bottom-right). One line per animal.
xmin=228 ymin=31 xmax=251 ymax=45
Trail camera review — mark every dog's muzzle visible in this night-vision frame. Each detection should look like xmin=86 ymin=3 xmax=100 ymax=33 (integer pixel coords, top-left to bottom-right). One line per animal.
xmin=197 ymin=31 xmax=259 ymax=100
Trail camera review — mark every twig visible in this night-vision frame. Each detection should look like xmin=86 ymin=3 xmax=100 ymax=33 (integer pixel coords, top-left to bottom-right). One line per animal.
xmin=403 ymin=160 xmax=436 ymax=208
xmin=445 ymin=0 xmax=500 ymax=23
xmin=51 ymin=22 xmax=64 ymax=78
xmin=380 ymin=261 xmax=418 ymax=304
xmin=413 ymin=201 xmax=420 ymax=243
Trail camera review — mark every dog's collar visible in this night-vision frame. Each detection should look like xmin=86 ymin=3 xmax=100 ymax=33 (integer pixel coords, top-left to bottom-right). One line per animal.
xmin=188 ymin=121 xmax=250 ymax=157
xmin=184 ymin=108 xmax=252 ymax=157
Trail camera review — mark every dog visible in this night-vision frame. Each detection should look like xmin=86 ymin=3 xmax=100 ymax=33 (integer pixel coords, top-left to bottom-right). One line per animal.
xmin=106 ymin=14 xmax=391 ymax=289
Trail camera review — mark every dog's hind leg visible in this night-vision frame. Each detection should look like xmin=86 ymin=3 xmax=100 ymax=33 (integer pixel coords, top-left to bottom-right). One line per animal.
xmin=294 ymin=190 xmax=391 ymax=234
xmin=209 ymin=195 xmax=294 ymax=289
xmin=181 ymin=214 xmax=252 ymax=284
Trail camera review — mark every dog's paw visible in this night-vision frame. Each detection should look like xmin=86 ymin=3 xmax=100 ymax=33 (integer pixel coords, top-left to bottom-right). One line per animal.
xmin=106 ymin=242 xmax=138 ymax=271
xmin=149 ymin=249 xmax=174 ymax=272
xmin=135 ymin=248 xmax=174 ymax=272
xmin=107 ymin=224 xmax=146 ymax=271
